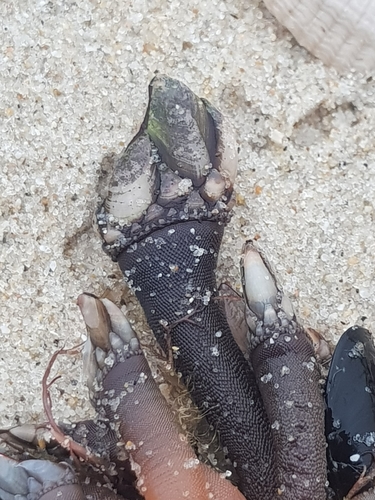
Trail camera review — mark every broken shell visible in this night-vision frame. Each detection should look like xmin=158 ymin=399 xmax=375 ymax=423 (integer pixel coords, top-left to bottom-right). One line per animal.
xmin=144 ymin=203 xmax=165 ymax=223
xmin=105 ymin=132 xmax=157 ymax=222
xmin=263 ymin=0 xmax=375 ymax=73
xmin=102 ymin=228 xmax=123 ymax=244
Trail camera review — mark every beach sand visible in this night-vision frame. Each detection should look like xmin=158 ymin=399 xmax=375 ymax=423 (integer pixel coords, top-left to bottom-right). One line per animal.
xmin=1 ymin=0 xmax=374 ymax=429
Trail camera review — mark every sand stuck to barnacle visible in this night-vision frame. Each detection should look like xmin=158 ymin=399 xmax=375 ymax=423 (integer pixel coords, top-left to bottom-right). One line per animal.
xmin=0 ymin=1 xmax=374 ymax=433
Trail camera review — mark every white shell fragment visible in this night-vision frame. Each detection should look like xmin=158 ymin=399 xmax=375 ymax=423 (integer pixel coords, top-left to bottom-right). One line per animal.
xmin=263 ymin=0 xmax=375 ymax=73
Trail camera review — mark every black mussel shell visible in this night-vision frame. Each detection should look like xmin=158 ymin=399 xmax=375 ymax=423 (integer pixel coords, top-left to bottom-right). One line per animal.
xmin=325 ymin=326 xmax=375 ymax=499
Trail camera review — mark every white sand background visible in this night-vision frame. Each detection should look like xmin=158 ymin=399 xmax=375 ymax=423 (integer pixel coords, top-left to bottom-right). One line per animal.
xmin=0 ymin=0 xmax=374 ymax=432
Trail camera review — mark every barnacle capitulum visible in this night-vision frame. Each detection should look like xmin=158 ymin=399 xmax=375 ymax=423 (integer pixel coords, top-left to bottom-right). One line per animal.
xmin=77 ymin=292 xmax=111 ymax=351
xmin=202 ymin=98 xmax=237 ymax=187
xmin=325 ymin=326 xmax=375 ymax=499
xmin=78 ymin=293 xmax=140 ymax=396
xmin=0 ymin=423 xmax=54 ymax=453
xmin=96 ymin=74 xmax=238 ymax=260
xmin=157 ymin=166 xmax=192 ymax=206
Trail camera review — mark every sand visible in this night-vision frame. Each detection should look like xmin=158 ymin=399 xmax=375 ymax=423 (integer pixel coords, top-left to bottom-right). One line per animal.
xmin=0 ymin=0 xmax=374 ymax=430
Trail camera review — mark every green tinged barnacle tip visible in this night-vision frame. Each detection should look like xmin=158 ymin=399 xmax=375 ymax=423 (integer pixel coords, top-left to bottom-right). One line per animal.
xmin=145 ymin=74 xmax=217 ymax=186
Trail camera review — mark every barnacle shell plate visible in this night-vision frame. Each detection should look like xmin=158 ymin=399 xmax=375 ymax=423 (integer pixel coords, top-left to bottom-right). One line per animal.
xmin=263 ymin=0 xmax=375 ymax=73
xmin=105 ymin=132 xmax=157 ymax=222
